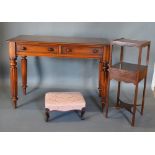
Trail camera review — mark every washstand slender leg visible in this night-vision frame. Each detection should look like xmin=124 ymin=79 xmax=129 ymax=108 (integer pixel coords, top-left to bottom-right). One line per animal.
xmin=131 ymin=84 xmax=139 ymax=127
xmin=21 ymin=56 xmax=27 ymax=95
xmin=141 ymin=77 xmax=147 ymax=115
xmin=116 ymin=81 xmax=121 ymax=108
xmin=105 ymin=77 xmax=110 ymax=118
xmin=10 ymin=58 xmax=18 ymax=109
xmin=116 ymin=46 xmax=123 ymax=108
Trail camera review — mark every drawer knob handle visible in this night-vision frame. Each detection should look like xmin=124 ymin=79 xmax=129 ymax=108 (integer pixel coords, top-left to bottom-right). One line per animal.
xmin=48 ymin=47 xmax=54 ymax=51
xmin=21 ymin=47 xmax=27 ymax=51
xmin=93 ymin=49 xmax=98 ymax=53
xmin=66 ymin=48 xmax=72 ymax=53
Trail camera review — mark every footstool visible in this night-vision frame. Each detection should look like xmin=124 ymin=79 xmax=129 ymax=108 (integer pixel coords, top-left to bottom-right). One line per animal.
xmin=45 ymin=92 xmax=86 ymax=122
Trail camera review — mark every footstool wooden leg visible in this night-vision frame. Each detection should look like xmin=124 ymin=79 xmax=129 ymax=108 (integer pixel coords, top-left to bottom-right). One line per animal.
xmin=45 ymin=108 xmax=50 ymax=122
xmin=80 ymin=108 xmax=86 ymax=120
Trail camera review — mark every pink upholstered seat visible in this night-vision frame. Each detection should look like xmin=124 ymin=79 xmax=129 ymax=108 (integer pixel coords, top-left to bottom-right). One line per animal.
xmin=45 ymin=92 xmax=86 ymax=111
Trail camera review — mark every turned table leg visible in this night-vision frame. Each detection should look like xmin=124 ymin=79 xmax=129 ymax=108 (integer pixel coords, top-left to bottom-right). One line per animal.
xmin=98 ymin=60 xmax=102 ymax=97
xmin=21 ymin=56 xmax=27 ymax=95
xmin=10 ymin=58 xmax=18 ymax=109
xmin=102 ymin=61 xmax=109 ymax=113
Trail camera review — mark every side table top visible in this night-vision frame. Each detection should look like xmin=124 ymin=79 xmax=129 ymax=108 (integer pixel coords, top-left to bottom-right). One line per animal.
xmin=112 ymin=38 xmax=150 ymax=47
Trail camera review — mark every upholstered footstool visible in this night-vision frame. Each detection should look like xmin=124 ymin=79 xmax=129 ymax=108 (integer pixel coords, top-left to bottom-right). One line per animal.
xmin=45 ymin=92 xmax=86 ymax=122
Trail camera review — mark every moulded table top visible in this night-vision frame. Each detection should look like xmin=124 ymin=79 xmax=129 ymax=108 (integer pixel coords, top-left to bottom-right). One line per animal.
xmin=7 ymin=35 xmax=109 ymax=46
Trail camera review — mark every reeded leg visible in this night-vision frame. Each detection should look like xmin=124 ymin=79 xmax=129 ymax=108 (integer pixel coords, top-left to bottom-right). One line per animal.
xmin=45 ymin=108 xmax=50 ymax=122
xmin=131 ymin=84 xmax=139 ymax=126
xmin=80 ymin=108 xmax=86 ymax=120
xmin=141 ymin=77 xmax=147 ymax=115
xmin=10 ymin=58 xmax=18 ymax=109
xmin=21 ymin=56 xmax=27 ymax=95
xmin=116 ymin=81 xmax=121 ymax=107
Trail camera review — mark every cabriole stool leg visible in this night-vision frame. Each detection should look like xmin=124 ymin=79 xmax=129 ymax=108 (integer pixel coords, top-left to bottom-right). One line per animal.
xmin=80 ymin=108 xmax=86 ymax=120
xmin=45 ymin=108 xmax=50 ymax=122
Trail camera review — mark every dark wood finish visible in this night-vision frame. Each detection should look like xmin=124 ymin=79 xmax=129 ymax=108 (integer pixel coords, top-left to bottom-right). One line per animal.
xmin=8 ymin=35 xmax=110 ymax=108
xmin=45 ymin=108 xmax=86 ymax=122
xmin=80 ymin=107 xmax=86 ymax=120
xmin=105 ymin=38 xmax=151 ymax=126
xmin=45 ymin=108 xmax=50 ymax=122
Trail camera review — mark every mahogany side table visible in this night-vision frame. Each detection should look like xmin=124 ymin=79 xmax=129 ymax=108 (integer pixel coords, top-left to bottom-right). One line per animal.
xmin=8 ymin=35 xmax=110 ymax=109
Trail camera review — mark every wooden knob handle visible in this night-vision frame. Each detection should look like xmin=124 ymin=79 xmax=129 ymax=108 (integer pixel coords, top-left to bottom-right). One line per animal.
xmin=66 ymin=48 xmax=72 ymax=53
xmin=93 ymin=49 xmax=98 ymax=53
xmin=21 ymin=47 xmax=27 ymax=51
xmin=48 ymin=47 xmax=54 ymax=51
